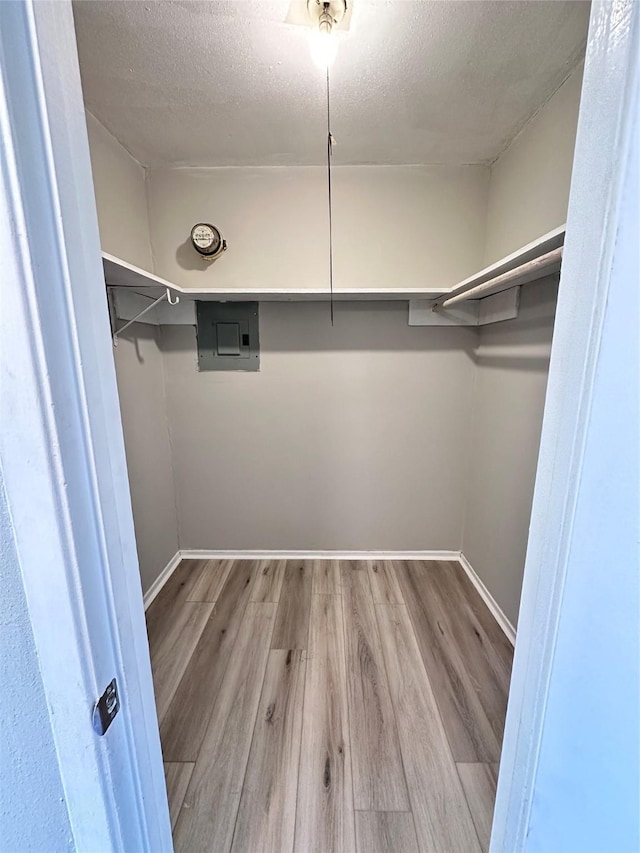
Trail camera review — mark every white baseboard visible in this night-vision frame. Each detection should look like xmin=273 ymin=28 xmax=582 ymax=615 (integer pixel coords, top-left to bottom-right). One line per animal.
xmin=143 ymin=551 xmax=182 ymax=611
xmin=458 ymin=552 xmax=516 ymax=646
xmin=178 ymin=548 xmax=461 ymax=561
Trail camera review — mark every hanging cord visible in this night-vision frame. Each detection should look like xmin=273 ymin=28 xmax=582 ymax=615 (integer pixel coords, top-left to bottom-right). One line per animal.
xmin=326 ymin=65 xmax=335 ymax=325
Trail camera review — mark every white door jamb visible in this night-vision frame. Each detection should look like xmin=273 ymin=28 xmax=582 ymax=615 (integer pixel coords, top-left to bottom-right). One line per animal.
xmin=490 ymin=3 xmax=639 ymax=850
xmin=0 ymin=2 xmax=171 ymax=849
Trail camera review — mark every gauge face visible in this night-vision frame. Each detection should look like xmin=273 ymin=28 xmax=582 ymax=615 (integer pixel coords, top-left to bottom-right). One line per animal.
xmin=191 ymin=223 xmax=222 ymax=256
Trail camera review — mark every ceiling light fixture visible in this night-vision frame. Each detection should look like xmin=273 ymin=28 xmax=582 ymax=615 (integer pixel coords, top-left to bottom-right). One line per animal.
xmin=307 ymin=0 xmax=346 ymax=68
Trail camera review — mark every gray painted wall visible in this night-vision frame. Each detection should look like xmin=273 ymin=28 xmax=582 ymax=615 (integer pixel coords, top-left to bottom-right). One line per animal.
xmin=145 ymin=162 xmax=489 ymax=559
xmin=162 ymin=303 xmax=478 ymax=551
xmin=86 ymin=61 xmax=581 ymax=616
xmin=459 ymin=64 xmax=583 ymax=628
xmin=86 ymin=111 xmax=152 ymax=271
xmin=0 ymin=468 xmax=73 ymax=852
xmin=113 ymin=327 xmax=178 ymax=592
xmin=147 ymin=165 xmax=489 ymax=292
xmin=87 ymin=113 xmax=178 ymax=593
xmin=484 ymin=63 xmax=583 ymax=264
xmin=463 ymin=278 xmax=558 ymax=627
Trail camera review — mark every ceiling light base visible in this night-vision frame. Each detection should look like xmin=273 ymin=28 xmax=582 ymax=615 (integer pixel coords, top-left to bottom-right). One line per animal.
xmin=307 ymin=0 xmax=347 ymax=30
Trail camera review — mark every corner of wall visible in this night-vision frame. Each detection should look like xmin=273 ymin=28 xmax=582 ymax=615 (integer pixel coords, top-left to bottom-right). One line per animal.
xmin=156 ymin=325 xmax=182 ymax=554
xmin=85 ymin=109 xmax=145 ymax=169
xmin=142 ymin=165 xmax=157 ymax=275
xmin=85 ymin=111 xmax=179 ymax=591
xmin=483 ymin=60 xmax=584 ymax=265
xmin=84 ymin=110 xmax=153 ymax=271
xmin=459 ymin=328 xmax=481 ymax=555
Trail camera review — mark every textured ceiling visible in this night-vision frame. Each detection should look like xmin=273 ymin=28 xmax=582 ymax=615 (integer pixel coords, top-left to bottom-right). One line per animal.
xmin=73 ymin=0 xmax=590 ymax=168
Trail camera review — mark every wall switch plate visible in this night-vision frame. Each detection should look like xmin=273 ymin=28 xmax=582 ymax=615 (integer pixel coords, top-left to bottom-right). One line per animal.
xmin=196 ymin=302 xmax=260 ymax=371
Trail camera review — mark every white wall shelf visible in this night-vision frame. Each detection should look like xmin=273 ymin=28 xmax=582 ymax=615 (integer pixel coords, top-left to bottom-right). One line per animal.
xmin=104 ymin=223 xmax=565 ymax=328
xmin=102 ymin=253 xmax=446 ymax=303
xmin=409 ymin=224 xmax=565 ymax=326
xmin=443 ymin=224 xmax=565 ymax=302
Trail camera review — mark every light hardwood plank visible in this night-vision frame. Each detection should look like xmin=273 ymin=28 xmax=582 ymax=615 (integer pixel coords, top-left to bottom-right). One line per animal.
xmin=367 ymin=559 xmax=405 ymax=604
xmin=295 ymin=594 xmax=355 ymax=853
xmin=355 ymin=811 xmax=419 ymax=853
xmin=441 ymin=560 xmax=513 ymax=676
xmin=271 ymin=560 xmax=313 ymax=649
xmin=457 ymin=763 xmax=498 ymax=853
xmin=231 ymin=650 xmax=306 ymax=853
xmin=421 ymin=561 xmax=511 ymax=746
xmin=187 ymin=558 xmax=234 ymax=602
xmin=146 ymin=559 xmax=209 ymax=655
xmin=160 ymin=559 xmax=259 ymax=761
xmin=395 ymin=561 xmax=501 ymax=763
xmin=341 ymin=563 xmax=409 ymax=811
xmin=251 ymin=559 xmax=287 ymax=603
xmin=173 ymin=602 xmax=277 ymax=853
xmin=444 ymin=561 xmax=514 ymax=682
xmin=151 ymin=600 xmax=213 ymax=723
xmin=376 ymin=604 xmax=480 ymax=853
xmin=451 ymin=563 xmax=514 ymax=668
xmin=164 ymin=763 xmax=194 ymax=831
xmin=312 ymin=559 xmax=341 ymax=595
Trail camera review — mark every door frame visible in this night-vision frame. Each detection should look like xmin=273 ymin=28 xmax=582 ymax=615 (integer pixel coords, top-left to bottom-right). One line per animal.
xmin=0 ymin=2 xmax=171 ymax=849
xmin=490 ymin=1 xmax=639 ymax=849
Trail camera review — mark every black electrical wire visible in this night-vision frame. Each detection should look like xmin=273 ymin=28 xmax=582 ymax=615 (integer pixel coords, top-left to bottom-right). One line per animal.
xmin=326 ymin=65 xmax=334 ymax=326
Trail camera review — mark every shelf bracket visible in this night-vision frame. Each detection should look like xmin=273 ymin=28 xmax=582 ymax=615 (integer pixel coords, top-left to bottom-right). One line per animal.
xmin=112 ymin=288 xmax=179 ymax=346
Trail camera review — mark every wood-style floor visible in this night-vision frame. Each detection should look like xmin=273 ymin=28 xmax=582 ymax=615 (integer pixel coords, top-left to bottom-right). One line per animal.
xmin=146 ymin=559 xmax=513 ymax=853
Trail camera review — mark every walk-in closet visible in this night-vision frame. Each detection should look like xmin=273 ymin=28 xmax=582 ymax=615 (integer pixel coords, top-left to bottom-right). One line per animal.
xmin=71 ymin=1 xmax=591 ymax=849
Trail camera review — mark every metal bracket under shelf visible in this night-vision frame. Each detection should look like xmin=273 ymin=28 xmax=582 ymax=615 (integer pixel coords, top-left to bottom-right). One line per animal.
xmin=110 ymin=287 xmax=196 ymax=341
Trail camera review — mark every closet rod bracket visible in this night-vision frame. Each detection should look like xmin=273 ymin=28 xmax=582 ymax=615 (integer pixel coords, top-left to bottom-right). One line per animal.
xmin=112 ymin=287 xmax=179 ymax=346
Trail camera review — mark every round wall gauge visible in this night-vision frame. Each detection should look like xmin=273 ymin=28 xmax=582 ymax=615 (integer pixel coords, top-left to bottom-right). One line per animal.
xmin=190 ymin=223 xmax=227 ymax=259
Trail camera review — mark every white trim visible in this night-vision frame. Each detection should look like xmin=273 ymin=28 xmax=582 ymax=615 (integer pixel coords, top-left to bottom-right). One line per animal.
xmin=0 ymin=3 xmax=171 ymax=849
xmin=491 ymin=4 xmax=640 ymax=851
xmin=458 ymin=554 xmax=516 ymax=646
xmin=143 ymin=551 xmax=182 ymax=610
xmin=179 ymin=548 xmax=461 ymax=561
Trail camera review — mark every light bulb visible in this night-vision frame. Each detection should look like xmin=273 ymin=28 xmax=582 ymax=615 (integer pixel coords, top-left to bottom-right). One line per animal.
xmin=309 ymin=25 xmax=338 ymax=69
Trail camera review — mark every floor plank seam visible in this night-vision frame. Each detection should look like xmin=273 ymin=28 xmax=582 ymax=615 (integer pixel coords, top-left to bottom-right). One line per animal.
xmin=156 ymin=601 xmax=215 ymax=726
xmin=228 ymin=610 xmax=279 ymax=852
xmin=389 ymin=562 xmax=494 ymax=844
xmin=291 ymin=568 xmax=315 ymax=853
xmin=169 ymin=563 xmax=262 ymax=826
xmin=186 ymin=558 xmax=234 ymax=604
xmin=370 ymin=590 xmax=421 ymax=848
xmin=173 ymin=600 xmax=277 ymax=851
xmin=338 ymin=582 xmax=356 ymax=853
xmin=353 ymin=808 xmax=414 ymax=813
xmin=392 ymin=561 xmax=496 ymax=763
xmin=354 ymin=561 xmax=412 ymax=812
xmin=455 ymin=763 xmax=487 ymax=853
xmin=339 ymin=572 xmax=358 ymax=840
xmin=290 ymin=649 xmax=307 ymax=853
xmin=383 ymin=592 xmax=460 ymax=760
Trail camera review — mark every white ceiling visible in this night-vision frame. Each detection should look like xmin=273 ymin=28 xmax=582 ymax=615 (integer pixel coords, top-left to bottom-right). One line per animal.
xmin=73 ymin=0 xmax=590 ymax=168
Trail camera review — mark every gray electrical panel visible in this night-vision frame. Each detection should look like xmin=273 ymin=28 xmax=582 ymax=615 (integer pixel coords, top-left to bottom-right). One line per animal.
xmin=196 ymin=301 xmax=260 ymax=371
